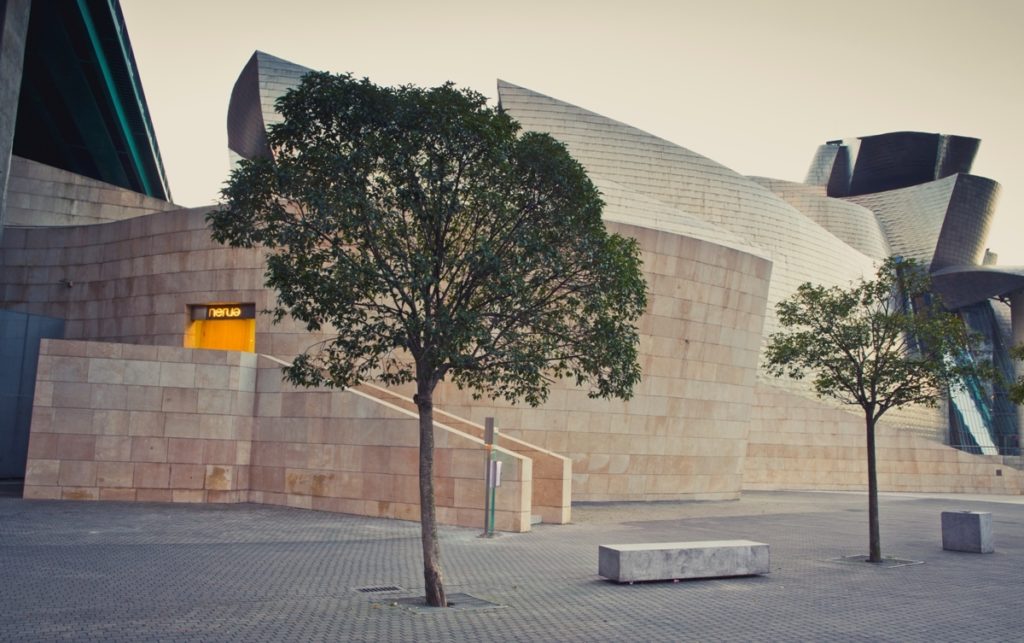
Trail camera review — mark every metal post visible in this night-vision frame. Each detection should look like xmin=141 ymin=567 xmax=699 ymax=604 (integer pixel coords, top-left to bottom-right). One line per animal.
xmin=481 ymin=417 xmax=495 ymax=537
xmin=488 ymin=459 xmax=497 ymax=535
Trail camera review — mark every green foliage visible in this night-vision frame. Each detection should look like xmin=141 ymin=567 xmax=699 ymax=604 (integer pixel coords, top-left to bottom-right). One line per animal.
xmin=208 ymin=71 xmax=647 ymax=405
xmin=764 ymin=257 xmax=978 ymax=422
xmin=1008 ymin=345 xmax=1024 ymax=405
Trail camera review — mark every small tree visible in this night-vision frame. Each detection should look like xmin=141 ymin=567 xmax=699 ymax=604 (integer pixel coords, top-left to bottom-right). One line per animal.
xmin=765 ymin=257 xmax=977 ymax=563
xmin=1008 ymin=345 xmax=1024 ymax=406
xmin=208 ymin=72 xmax=647 ymax=606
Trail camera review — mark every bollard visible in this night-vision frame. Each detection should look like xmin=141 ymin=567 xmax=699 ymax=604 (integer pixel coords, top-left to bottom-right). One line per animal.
xmin=481 ymin=418 xmax=498 ymax=537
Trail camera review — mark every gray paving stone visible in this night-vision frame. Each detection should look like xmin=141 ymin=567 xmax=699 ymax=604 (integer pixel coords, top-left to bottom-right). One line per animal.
xmin=0 ymin=491 xmax=1021 ymax=641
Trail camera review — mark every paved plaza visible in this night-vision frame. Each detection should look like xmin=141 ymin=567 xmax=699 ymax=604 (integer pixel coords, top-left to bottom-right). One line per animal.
xmin=1 ymin=488 xmax=1022 ymax=642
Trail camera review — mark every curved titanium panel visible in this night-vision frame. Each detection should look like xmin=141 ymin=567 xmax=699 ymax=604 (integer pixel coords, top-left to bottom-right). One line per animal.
xmin=591 ymin=176 xmax=762 ymax=257
xmin=845 ymin=174 xmax=998 ymax=270
xmin=496 ymin=80 xmax=876 ymax=344
xmin=932 ymin=175 xmax=1000 ymax=270
xmin=227 ymin=51 xmax=310 ymax=161
xmin=937 ymin=135 xmax=980 ymax=179
xmin=805 ymin=143 xmax=852 ymax=197
xmin=931 ymin=265 xmax=1024 ymax=310
xmin=226 ymin=52 xmax=271 ymax=160
xmin=848 ymin=132 xmax=980 ymax=196
xmin=845 ymin=175 xmax=957 ymax=265
xmin=749 ymin=177 xmax=890 ymax=259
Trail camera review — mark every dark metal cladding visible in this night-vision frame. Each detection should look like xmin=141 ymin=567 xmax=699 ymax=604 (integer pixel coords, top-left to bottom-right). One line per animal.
xmin=227 ymin=51 xmax=311 ymax=162
xmin=849 ymin=132 xmax=942 ymax=195
xmin=226 ymin=52 xmax=272 ymax=161
xmin=805 ymin=142 xmax=853 ymax=197
xmin=931 ymin=175 xmax=1000 ymax=271
xmin=826 ymin=144 xmax=852 ymax=197
xmin=847 ymin=132 xmax=980 ymax=196
xmin=931 ymin=265 xmax=1024 ymax=310
xmin=937 ymin=135 xmax=980 ymax=179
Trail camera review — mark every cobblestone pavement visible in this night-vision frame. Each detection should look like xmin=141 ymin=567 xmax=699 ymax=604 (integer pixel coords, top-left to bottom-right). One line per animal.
xmin=2 ymin=490 xmax=1022 ymax=642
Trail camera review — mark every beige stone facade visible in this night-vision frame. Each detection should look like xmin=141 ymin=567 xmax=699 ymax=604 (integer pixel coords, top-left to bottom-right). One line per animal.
xmin=24 ymin=339 xmax=560 ymax=532
xmin=745 ymin=385 xmax=1024 ymax=494
xmin=5 ymin=53 xmax=1022 ymax=535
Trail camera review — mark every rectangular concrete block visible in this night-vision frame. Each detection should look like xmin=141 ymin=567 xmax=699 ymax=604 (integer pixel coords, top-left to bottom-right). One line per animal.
xmin=599 ymin=540 xmax=769 ymax=583
xmin=942 ymin=511 xmax=994 ymax=553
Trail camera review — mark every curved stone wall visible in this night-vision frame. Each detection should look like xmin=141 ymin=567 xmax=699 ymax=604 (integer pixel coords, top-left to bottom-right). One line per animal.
xmin=6 ymin=156 xmax=178 ymax=226
xmin=416 ymin=221 xmax=772 ymax=501
xmin=0 ymin=207 xmax=315 ymax=358
xmin=1 ymin=200 xmax=773 ymax=502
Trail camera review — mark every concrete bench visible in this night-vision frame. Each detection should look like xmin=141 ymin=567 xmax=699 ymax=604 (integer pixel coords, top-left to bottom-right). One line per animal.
xmin=599 ymin=540 xmax=770 ymax=583
xmin=942 ymin=511 xmax=994 ymax=553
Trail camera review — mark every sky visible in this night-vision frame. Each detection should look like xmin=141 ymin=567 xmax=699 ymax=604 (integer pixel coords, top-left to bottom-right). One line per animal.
xmin=120 ymin=0 xmax=1024 ymax=263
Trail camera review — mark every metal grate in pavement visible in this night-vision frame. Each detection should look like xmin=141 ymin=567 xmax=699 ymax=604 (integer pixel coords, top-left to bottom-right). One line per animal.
xmin=374 ymin=592 xmax=503 ymax=613
xmin=355 ymin=585 xmax=404 ymax=593
xmin=831 ymin=555 xmax=925 ymax=568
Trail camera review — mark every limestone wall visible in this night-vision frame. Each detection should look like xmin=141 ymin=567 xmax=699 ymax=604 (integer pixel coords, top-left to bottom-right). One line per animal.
xmin=24 ymin=339 xmax=255 ymax=503
xmin=22 ymin=340 xmax=536 ymax=532
xmin=0 ymin=207 xmax=314 ymax=356
xmin=744 ymin=383 xmax=1024 ymax=494
xmin=249 ymin=358 xmax=534 ymax=532
xmin=411 ymin=222 xmax=773 ymax=502
xmin=5 ymin=156 xmax=178 ymax=227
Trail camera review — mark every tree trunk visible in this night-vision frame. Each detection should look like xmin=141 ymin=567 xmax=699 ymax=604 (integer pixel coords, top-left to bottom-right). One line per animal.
xmin=865 ymin=412 xmax=882 ymax=563
xmin=416 ymin=378 xmax=447 ymax=607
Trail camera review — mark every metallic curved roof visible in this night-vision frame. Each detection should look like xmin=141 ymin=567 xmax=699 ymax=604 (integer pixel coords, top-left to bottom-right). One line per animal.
xmin=844 ymin=173 xmax=998 ymax=270
xmin=227 ymin=51 xmax=310 ymax=161
xmin=495 ymin=79 xmax=877 ymax=343
xmin=931 ymin=265 xmax=1024 ymax=309
xmin=849 ymin=132 xmax=979 ymax=196
xmin=748 ymin=177 xmax=890 ymax=260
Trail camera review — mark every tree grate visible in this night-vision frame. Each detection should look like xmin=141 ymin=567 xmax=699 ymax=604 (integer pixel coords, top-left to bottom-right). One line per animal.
xmin=831 ymin=555 xmax=924 ymax=568
xmin=356 ymin=585 xmax=404 ymax=593
xmin=374 ymin=592 xmax=503 ymax=613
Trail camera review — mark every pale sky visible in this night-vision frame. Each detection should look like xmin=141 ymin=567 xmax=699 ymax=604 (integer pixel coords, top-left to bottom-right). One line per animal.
xmin=121 ymin=0 xmax=1024 ymax=263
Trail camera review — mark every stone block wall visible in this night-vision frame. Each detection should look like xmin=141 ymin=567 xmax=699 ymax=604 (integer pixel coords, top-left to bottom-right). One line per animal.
xmin=416 ymin=222 xmax=773 ymax=502
xmin=250 ymin=359 xmax=533 ymax=532
xmin=359 ymin=383 xmax=572 ymax=525
xmin=0 ymin=207 xmax=316 ymax=355
xmin=24 ymin=339 xmax=255 ymax=503
xmin=744 ymin=384 xmax=1024 ymax=494
xmin=22 ymin=340 xmax=536 ymax=532
xmin=5 ymin=157 xmax=179 ymax=227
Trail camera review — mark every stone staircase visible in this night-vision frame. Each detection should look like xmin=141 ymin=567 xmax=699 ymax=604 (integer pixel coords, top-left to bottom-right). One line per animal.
xmin=354 ymin=382 xmax=573 ymax=524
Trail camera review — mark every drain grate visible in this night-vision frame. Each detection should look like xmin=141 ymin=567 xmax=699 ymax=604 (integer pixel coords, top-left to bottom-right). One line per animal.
xmin=356 ymin=585 xmax=404 ymax=593
xmin=831 ymin=555 xmax=924 ymax=568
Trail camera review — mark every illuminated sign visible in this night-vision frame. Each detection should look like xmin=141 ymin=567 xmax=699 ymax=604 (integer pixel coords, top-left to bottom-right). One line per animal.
xmin=190 ymin=303 xmax=256 ymax=321
xmin=208 ymin=306 xmax=243 ymax=319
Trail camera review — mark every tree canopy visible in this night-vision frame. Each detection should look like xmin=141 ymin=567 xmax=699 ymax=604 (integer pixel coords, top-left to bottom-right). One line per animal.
xmin=764 ymin=257 xmax=980 ymax=562
xmin=209 ymin=72 xmax=646 ymax=404
xmin=765 ymin=257 xmax=976 ymax=424
xmin=1008 ymin=345 xmax=1024 ymax=406
xmin=208 ymin=71 xmax=647 ymax=606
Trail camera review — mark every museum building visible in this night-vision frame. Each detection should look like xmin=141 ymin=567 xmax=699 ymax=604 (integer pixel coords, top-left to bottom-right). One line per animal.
xmin=1 ymin=3 xmax=1021 ymax=532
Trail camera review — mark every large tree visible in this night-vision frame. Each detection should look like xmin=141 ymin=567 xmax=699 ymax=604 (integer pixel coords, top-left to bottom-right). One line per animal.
xmin=764 ymin=257 xmax=978 ymax=563
xmin=208 ymin=72 xmax=647 ymax=606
